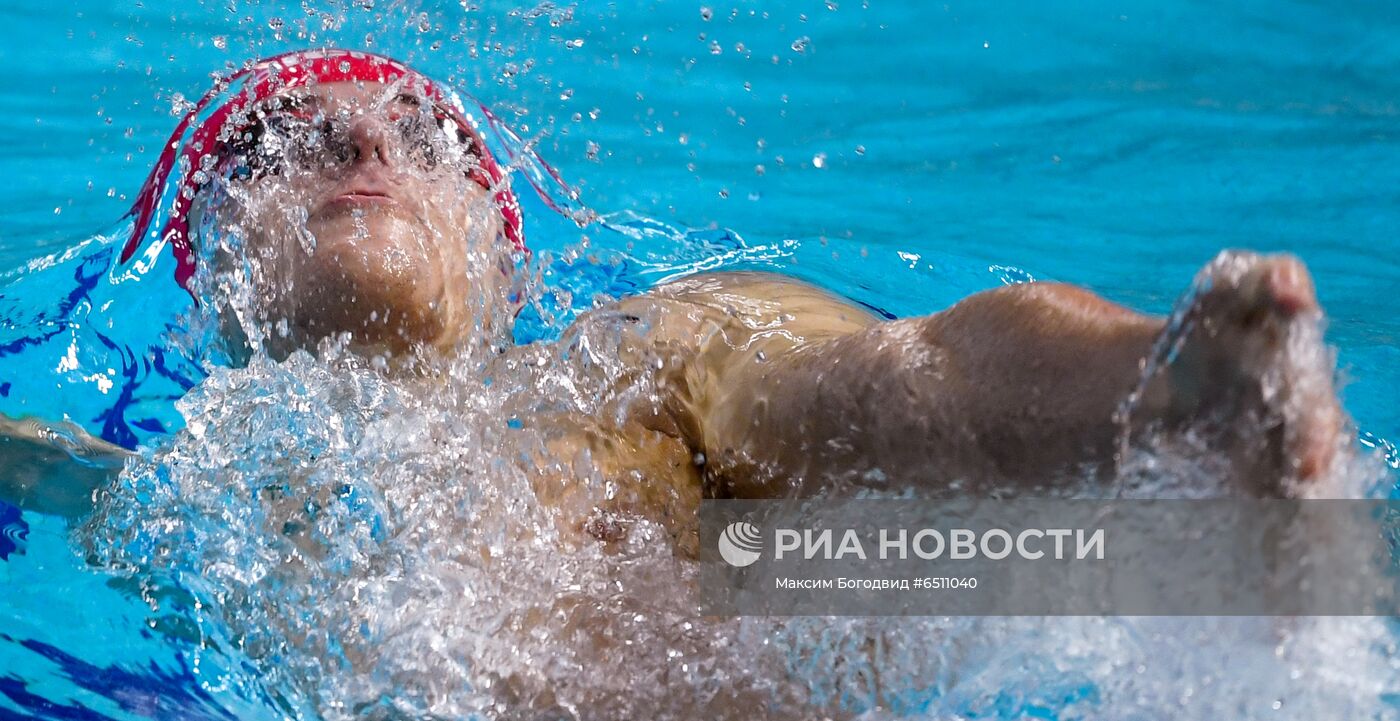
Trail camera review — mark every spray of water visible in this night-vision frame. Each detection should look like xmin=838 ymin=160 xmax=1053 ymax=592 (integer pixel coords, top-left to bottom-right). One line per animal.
xmin=10 ymin=3 xmax=1395 ymax=719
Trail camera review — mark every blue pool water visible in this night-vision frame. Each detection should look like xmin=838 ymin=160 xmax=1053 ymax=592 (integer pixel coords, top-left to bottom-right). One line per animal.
xmin=2 ymin=1 xmax=1399 ymax=719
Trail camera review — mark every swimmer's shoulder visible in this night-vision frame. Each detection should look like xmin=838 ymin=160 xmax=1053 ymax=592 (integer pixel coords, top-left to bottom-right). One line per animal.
xmin=552 ymin=272 xmax=887 ymax=487
xmin=608 ymin=270 xmax=880 ymax=339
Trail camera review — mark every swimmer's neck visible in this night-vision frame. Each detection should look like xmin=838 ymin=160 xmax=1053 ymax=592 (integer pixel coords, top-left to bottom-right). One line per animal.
xmin=256 ymin=329 xmax=512 ymax=384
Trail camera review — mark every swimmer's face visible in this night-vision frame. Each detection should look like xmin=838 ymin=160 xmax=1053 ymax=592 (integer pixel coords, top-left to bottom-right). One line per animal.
xmin=214 ymin=80 xmax=510 ymax=357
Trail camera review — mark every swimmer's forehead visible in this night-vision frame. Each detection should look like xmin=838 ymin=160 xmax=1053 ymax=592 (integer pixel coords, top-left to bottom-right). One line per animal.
xmin=264 ymin=80 xmax=435 ymax=115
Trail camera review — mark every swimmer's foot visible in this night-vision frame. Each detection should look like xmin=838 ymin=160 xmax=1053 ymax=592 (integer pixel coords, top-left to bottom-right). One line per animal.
xmin=1143 ymin=251 xmax=1345 ymax=496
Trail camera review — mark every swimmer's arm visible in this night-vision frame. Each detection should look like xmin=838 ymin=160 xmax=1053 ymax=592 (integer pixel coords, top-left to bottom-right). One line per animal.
xmin=641 ymin=273 xmax=1162 ymax=497
xmin=0 ymin=414 xmax=131 ymax=517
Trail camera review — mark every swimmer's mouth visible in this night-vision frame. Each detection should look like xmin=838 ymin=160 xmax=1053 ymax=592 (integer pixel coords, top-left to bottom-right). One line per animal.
xmin=327 ymin=189 xmax=395 ymax=206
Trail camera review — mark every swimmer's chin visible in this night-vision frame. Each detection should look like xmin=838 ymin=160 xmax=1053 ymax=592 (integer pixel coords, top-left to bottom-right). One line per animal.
xmin=274 ymin=252 xmax=447 ymax=348
xmin=306 ymin=211 xmax=434 ymax=260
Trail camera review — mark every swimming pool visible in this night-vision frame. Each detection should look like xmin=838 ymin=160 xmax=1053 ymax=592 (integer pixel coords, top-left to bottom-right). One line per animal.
xmin=2 ymin=1 xmax=1399 ymax=718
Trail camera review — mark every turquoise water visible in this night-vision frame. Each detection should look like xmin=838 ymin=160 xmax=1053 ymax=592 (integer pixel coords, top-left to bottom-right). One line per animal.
xmin=2 ymin=1 xmax=1399 ymax=719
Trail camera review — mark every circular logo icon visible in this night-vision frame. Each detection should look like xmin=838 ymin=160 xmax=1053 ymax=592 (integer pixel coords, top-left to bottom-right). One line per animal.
xmin=718 ymin=521 xmax=763 ymax=567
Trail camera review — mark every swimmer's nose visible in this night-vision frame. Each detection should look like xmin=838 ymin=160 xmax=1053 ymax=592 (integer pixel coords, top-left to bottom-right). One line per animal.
xmin=344 ymin=114 xmax=399 ymax=168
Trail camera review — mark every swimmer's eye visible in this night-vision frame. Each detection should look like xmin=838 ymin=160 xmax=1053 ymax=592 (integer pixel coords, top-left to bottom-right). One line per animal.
xmin=384 ymin=92 xmax=478 ymax=162
xmin=394 ymin=104 xmax=481 ymax=173
xmin=224 ymin=120 xmax=282 ymax=181
xmin=224 ymin=105 xmax=339 ymax=180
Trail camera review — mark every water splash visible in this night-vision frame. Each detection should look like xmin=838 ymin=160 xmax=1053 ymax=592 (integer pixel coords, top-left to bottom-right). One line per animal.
xmin=67 ymin=329 xmax=1399 ymax=720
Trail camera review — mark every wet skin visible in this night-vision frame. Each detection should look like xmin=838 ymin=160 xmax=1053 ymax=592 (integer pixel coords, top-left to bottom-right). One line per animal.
xmin=0 ymin=81 xmax=1349 ymax=533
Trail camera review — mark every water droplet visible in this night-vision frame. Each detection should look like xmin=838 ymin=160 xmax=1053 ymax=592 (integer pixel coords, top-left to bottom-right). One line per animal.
xmin=855 ymin=144 xmax=866 ymax=155
xmin=212 ymin=35 xmax=227 ymax=50
xmin=989 ymin=264 xmax=1036 ymax=285
xmin=791 ymin=36 xmax=811 ymax=53
xmin=709 ymin=40 xmax=722 ymax=55
xmin=700 ymin=6 xmax=712 ymax=21
xmin=169 ymin=92 xmax=194 ymax=117
xmin=812 ymin=152 xmax=826 ymax=169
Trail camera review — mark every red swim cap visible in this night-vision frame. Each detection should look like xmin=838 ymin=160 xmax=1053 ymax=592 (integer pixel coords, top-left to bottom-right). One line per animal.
xmin=121 ymin=49 xmax=525 ymax=293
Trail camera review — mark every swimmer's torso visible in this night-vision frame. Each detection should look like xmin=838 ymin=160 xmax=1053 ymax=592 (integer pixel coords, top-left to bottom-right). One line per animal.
xmin=487 ymin=272 xmax=880 ymax=546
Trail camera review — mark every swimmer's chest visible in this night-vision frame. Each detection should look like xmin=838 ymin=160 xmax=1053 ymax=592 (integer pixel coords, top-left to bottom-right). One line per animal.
xmin=514 ymin=412 xmax=703 ymax=543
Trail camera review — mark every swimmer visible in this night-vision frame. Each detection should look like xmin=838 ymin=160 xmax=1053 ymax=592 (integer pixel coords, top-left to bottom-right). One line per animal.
xmin=0 ymin=50 xmax=1348 ymax=526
